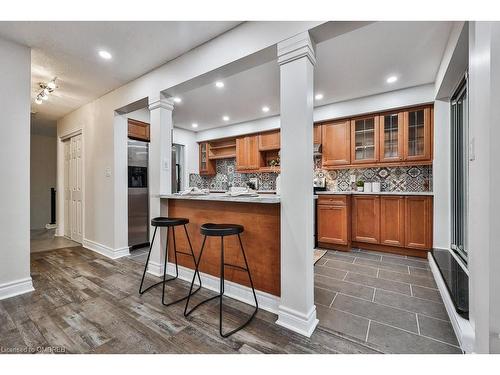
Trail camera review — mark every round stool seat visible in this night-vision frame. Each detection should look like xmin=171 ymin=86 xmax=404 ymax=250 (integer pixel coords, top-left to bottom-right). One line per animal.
xmin=151 ymin=217 xmax=189 ymax=227
xmin=200 ymin=223 xmax=244 ymax=237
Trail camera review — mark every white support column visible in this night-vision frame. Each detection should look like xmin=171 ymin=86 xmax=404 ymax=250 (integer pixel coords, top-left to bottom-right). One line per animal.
xmin=147 ymin=95 xmax=174 ymax=276
xmin=276 ymin=32 xmax=318 ymax=337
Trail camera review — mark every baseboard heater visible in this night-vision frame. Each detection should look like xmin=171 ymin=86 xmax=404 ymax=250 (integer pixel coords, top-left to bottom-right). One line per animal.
xmin=431 ymin=248 xmax=469 ymax=319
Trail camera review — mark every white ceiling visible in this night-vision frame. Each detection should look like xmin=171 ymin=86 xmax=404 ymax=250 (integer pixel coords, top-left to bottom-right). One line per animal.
xmin=169 ymin=21 xmax=453 ymax=132
xmin=0 ymin=21 xmax=241 ymax=127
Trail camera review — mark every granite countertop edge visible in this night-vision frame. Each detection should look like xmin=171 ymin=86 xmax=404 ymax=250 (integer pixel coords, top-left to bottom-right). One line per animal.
xmin=314 ymin=191 xmax=434 ymax=196
xmin=160 ymin=193 xmax=280 ymax=204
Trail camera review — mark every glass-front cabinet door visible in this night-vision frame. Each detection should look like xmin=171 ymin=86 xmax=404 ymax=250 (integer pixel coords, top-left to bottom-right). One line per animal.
xmin=404 ymin=106 xmax=432 ymax=161
xmin=350 ymin=115 xmax=379 ymax=164
xmin=379 ymin=112 xmax=404 ymax=162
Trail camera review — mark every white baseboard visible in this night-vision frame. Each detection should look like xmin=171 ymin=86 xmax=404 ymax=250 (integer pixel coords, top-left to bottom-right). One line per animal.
xmin=428 ymin=251 xmax=474 ymax=353
xmin=82 ymin=238 xmax=130 ymax=259
xmin=147 ymin=261 xmax=164 ymax=277
xmin=166 ymin=262 xmax=280 ymax=314
xmin=276 ymin=304 xmax=319 ymax=337
xmin=0 ymin=277 xmax=34 ymax=301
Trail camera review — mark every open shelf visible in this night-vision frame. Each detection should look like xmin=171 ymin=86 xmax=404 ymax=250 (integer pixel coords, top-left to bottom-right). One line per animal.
xmin=208 ymin=138 xmax=237 ymax=160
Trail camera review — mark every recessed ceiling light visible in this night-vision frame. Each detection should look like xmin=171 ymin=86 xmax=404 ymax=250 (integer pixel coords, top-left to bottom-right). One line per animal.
xmin=98 ymin=50 xmax=112 ymax=60
xmin=222 ymin=115 xmax=230 ymax=122
xmin=173 ymin=97 xmax=182 ymax=103
xmin=262 ymin=106 xmax=270 ymax=113
xmin=215 ymin=81 xmax=224 ymax=88
xmin=386 ymin=75 xmax=398 ymax=84
xmin=315 ymin=93 xmax=324 ymax=100
xmin=191 ymin=123 xmax=198 ymax=128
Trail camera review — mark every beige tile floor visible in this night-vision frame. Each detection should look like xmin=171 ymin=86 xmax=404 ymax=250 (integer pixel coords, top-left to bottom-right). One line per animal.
xmin=314 ymin=248 xmax=462 ymax=354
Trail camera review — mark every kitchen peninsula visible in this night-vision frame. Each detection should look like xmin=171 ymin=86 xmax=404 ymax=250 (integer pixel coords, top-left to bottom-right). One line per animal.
xmin=160 ymin=193 xmax=281 ymax=296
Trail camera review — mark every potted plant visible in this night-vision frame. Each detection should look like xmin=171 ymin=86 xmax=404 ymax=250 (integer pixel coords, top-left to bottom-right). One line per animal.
xmin=356 ymin=180 xmax=364 ymax=192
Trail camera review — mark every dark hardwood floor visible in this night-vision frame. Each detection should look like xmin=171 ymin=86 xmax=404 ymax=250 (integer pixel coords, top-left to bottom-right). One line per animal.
xmin=0 ymin=247 xmax=380 ymax=354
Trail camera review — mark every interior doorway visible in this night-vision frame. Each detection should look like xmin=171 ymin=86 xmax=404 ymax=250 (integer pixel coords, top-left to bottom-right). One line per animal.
xmin=63 ymin=133 xmax=83 ymax=243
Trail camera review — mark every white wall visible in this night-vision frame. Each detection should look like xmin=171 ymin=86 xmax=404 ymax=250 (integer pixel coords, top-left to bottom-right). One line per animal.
xmin=0 ymin=37 xmax=33 ymax=299
xmin=57 ymin=22 xmax=319 ymax=251
xmin=432 ymin=100 xmax=451 ymax=249
xmin=196 ymin=83 xmax=435 ymax=140
xmin=30 ymin=133 xmax=57 ymax=229
xmin=467 ymin=21 xmax=500 ymax=354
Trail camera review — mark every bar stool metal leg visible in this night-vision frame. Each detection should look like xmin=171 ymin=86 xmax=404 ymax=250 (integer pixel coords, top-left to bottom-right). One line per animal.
xmin=139 ymin=226 xmax=160 ymax=294
xmin=139 ymin=221 xmax=202 ymax=307
xmin=162 ymin=226 xmax=203 ymax=307
xmin=184 ymin=231 xmax=259 ymax=338
xmin=219 ymin=234 xmax=259 ymax=338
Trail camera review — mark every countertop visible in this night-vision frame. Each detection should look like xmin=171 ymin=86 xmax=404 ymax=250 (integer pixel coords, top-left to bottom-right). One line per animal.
xmin=314 ymin=191 xmax=434 ymax=196
xmin=161 ymin=192 xmax=280 ymax=204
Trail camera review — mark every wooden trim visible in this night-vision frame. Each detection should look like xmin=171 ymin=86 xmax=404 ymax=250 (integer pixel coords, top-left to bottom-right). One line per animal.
xmin=317 ymin=242 xmax=351 ymax=252
xmin=351 ymin=241 xmax=429 ymax=258
xmin=321 ymin=160 xmax=432 ymax=170
xmin=314 ymin=102 xmax=435 ymax=126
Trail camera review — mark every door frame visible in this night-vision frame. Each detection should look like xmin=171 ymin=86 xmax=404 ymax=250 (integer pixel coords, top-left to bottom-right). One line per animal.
xmin=59 ymin=129 xmax=84 ymax=243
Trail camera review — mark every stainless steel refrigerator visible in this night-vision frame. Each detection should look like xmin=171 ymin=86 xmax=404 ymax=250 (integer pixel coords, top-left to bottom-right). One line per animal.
xmin=128 ymin=139 xmax=149 ymax=249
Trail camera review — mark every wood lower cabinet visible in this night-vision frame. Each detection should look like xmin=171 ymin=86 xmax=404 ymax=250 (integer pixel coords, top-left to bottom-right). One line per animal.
xmin=317 ymin=194 xmax=433 ymax=257
xmin=317 ymin=195 xmax=350 ymax=247
xmin=322 ymin=120 xmax=351 ymax=167
xmin=352 ymin=195 xmax=380 ymax=244
xmin=405 ymin=196 xmax=433 ymax=250
xmin=380 ymin=196 xmax=405 ymax=247
xmin=236 ymin=135 xmax=260 ymax=171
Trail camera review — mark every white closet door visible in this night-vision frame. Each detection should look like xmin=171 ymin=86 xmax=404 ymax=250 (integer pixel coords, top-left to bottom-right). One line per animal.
xmin=70 ymin=134 xmax=83 ymax=243
xmin=63 ymin=140 xmax=71 ymax=238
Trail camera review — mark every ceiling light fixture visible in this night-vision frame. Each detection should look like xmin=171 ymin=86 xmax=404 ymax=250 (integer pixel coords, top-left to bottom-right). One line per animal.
xmin=191 ymin=123 xmax=198 ymax=128
xmin=262 ymin=106 xmax=270 ymax=113
xmin=173 ymin=97 xmax=182 ymax=103
xmin=222 ymin=115 xmax=230 ymax=122
xmin=215 ymin=81 xmax=224 ymax=88
xmin=34 ymin=77 xmax=57 ymax=105
xmin=315 ymin=93 xmax=324 ymax=100
xmin=386 ymin=75 xmax=398 ymax=84
xmin=98 ymin=50 xmax=112 ymax=60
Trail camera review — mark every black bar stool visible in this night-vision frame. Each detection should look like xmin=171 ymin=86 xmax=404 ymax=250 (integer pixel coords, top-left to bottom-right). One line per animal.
xmin=139 ymin=217 xmax=202 ymax=306
xmin=184 ymin=223 xmax=258 ymax=337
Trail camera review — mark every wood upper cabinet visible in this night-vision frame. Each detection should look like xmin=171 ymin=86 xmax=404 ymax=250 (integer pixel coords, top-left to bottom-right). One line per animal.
xmin=258 ymin=130 xmax=280 ymax=151
xmin=380 ymin=196 xmax=405 ymax=247
xmin=314 ymin=124 xmax=322 ymax=144
xmin=351 ymin=115 xmax=379 ymax=164
xmin=379 ymin=112 xmax=404 ymax=162
xmin=236 ymin=135 xmax=260 ymax=171
xmin=404 ymin=106 xmax=432 ymax=161
xmin=352 ymin=195 xmax=380 ymax=244
xmin=322 ymin=120 xmax=351 ymax=167
xmin=128 ymin=119 xmax=150 ymax=141
xmin=405 ymin=196 xmax=433 ymax=250
xmin=199 ymin=142 xmax=215 ymax=175
xmin=317 ymin=195 xmax=350 ymax=245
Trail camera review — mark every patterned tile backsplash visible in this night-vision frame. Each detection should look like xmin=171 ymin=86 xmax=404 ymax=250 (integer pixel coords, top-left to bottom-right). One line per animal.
xmin=189 ymin=158 xmax=279 ymax=191
xmin=189 ymin=157 xmax=432 ymax=192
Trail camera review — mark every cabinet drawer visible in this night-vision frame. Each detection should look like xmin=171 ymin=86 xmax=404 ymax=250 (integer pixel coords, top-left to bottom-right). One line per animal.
xmin=317 ymin=195 xmax=347 ymax=206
